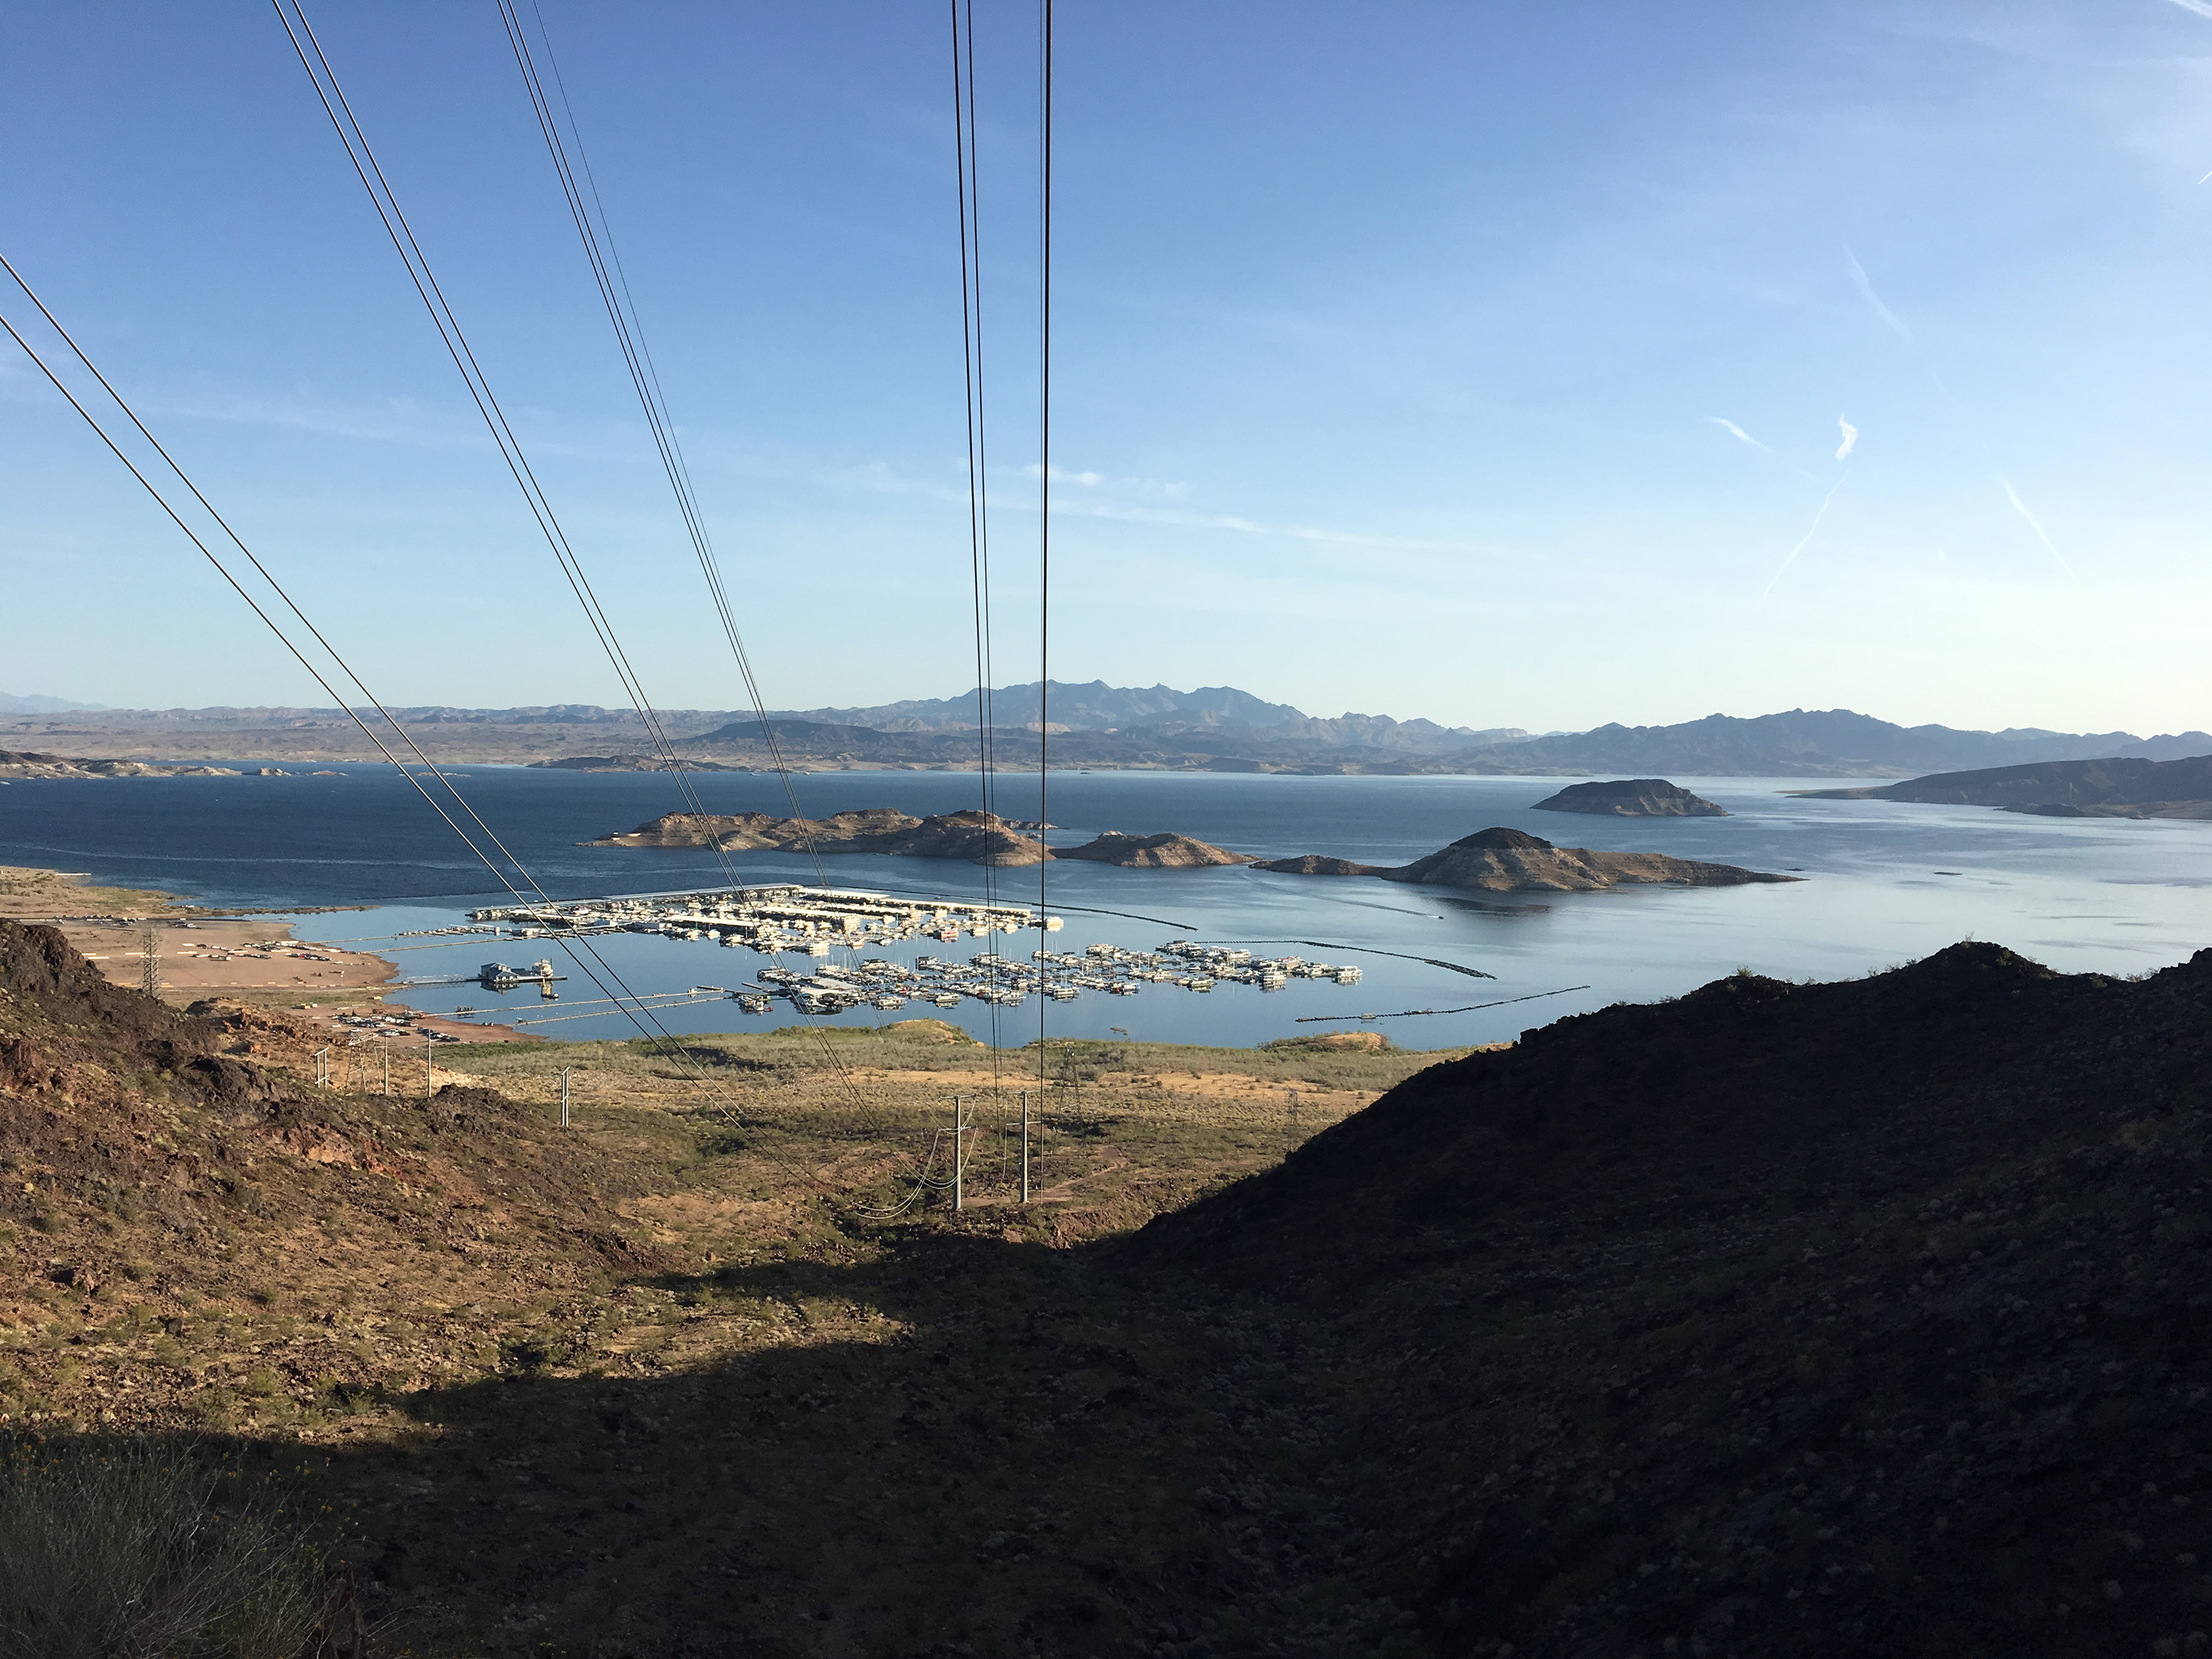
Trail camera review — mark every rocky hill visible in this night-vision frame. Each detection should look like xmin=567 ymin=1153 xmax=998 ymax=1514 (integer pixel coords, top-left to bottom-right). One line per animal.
xmin=1258 ymin=826 xmax=1792 ymax=892
xmin=1053 ymin=831 xmax=1254 ymax=868
xmin=1532 ymin=777 xmax=1728 ymax=816
xmin=1124 ymin=941 xmax=2212 ymax=1655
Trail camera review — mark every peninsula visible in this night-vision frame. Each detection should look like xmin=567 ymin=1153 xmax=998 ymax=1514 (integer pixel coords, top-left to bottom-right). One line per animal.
xmin=1790 ymin=752 xmax=2212 ymax=818
xmin=1254 ymin=826 xmax=1794 ymax=892
xmin=1531 ymin=777 xmax=1727 ymax=816
xmin=0 ymin=750 xmax=241 ymax=780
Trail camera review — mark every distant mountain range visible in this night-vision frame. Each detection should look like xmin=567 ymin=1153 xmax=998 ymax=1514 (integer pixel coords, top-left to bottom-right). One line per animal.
xmin=9 ymin=682 xmax=2208 ymax=777
xmin=0 ymin=692 xmax=107 ymax=714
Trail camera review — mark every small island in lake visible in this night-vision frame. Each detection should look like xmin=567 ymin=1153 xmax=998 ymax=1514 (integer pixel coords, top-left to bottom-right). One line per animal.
xmin=1051 ymin=830 xmax=1253 ymax=868
xmin=587 ymin=808 xmax=1046 ymax=865
xmin=587 ymin=810 xmax=1252 ymax=868
xmin=1255 ymin=826 xmax=1794 ymax=892
xmin=1532 ymin=777 xmax=1727 ymax=816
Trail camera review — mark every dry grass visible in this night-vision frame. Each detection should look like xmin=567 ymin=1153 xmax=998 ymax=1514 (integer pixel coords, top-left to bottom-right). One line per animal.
xmin=0 ymin=1437 xmax=334 ymax=1659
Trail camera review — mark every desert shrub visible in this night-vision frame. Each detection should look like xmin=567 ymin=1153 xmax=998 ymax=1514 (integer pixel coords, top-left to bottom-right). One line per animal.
xmin=0 ymin=1436 xmax=328 ymax=1659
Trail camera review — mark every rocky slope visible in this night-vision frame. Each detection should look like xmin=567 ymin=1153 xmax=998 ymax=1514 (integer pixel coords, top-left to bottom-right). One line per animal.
xmin=1125 ymin=941 xmax=2212 ymax=1657
xmin=1259 ymin=826 xmax=1791 ymax=892
xmin=1532 ymin=777 xmax=1728 ymax=816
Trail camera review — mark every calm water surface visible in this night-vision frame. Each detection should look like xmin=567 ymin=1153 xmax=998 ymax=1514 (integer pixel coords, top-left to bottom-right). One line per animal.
xmin=3 ymin=767 xmax=2206 ymax=1048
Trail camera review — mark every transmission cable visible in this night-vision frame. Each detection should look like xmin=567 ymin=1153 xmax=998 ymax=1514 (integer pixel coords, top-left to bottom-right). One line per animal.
xmin=270 ymin=0 xmax=747 ymax=902
xmin=493 ymin=0 xmax=826 ymax=887
xmin=0 ymin=274 xmax=753 ymax=1124
xmin=950 ymin=0 xmax=1012 ymax=1122
xmin=487 ymin=0 xmax=914 ymax=1118
xmin=271 ymin=1 xmax=916 ymax=1154
xmin=1034 ymin=0 xmax=1055 ymax=1102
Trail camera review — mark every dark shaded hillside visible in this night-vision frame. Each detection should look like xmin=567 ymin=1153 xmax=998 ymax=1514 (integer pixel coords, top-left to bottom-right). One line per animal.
xmin=1126 ymin=943 xmax=2212 ymax=1656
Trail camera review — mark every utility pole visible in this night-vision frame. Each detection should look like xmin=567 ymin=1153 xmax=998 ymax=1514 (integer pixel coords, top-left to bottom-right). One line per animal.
xmin=954 ymin=1094 xmax=965 ymax=1211
xmin=423 ymin=1038 xmax=432 ymax=1096
xmin=138 ymin=926 xmax=161 ymax=999
xmin=1021 ymin=1089 xmax=1031 ymax=1204
xmin=559 ymin=1066 xmax=571 ymax=1129
xmin=1286 ymin=1088 xmax=1299 ymax=1156
xmin=313 ymin=1047 xmax=330 ymax=1088
xmin=382 ymin=1039 xmax=390 ymax=1098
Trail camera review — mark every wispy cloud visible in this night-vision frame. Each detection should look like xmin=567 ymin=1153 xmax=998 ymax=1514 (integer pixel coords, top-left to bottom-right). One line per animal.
xmin=1043 ymin=493 xmax=1492 ymax=558
xmin=1844 ymin=249 xmax=1913 ymax=341
xmin=2165 ymin=0 xmax=2212 ymax=18
xmin=1999 ymin=474 xmax=2073 ymax=574
xmin=1835 ymin=416 xmax=1859 ymax=461
xmin=1763 ymin=474 xmax=1849 ymax=597
xmin=1708 ymin=416 xmax=1770 ymax=452
xmin=1026 ymin=462 xmax=1187 ymax=500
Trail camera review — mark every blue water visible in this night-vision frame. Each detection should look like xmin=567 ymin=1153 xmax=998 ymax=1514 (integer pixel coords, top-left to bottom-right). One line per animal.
xmin=4 ymin=766 xmax=2208 ymax=1048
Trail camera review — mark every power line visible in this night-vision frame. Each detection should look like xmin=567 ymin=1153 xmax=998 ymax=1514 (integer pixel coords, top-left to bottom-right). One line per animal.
xmin=1293 ymin=985 xmax=1592 ymax=1024
xmin=0 ymin=269 xmax=720 ymax=1094
xmin=0 ymin=257 xmax=915 ymax=1217
xmin=1035 ymin=0 xmax=1054 ymax=1111
xmin=951 ymin=0 xmax=1012 ymax=1119
xmin=485 ymin=0 xmax=908 ymax=1122
xmin=270 ymin=0 xmax=747 ymax=901
xmin=495 ymin=0 xmax=827 ymax=888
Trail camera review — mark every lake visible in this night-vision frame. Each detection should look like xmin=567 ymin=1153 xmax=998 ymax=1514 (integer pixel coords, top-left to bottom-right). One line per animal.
xmin=3 ymin=765 xmax=2207 ymax=1049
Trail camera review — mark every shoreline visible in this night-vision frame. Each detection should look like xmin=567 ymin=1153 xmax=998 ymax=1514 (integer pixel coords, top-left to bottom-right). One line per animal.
xmin=0 ymin=866 xmax=531 ymax=1045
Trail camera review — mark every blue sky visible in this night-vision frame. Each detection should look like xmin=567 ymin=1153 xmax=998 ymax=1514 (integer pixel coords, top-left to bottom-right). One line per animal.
xmin=5 ymin=1 xmax=2212 ymax=735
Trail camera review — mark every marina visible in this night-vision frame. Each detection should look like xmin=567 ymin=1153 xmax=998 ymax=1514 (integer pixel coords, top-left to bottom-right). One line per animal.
xmin=455 ymin=882 xmax=1362 ymax=1019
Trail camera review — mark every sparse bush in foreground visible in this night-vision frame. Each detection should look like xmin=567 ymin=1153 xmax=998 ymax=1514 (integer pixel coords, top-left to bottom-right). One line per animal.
xmin=0 ymin=1437 xmax=333 ymax=1659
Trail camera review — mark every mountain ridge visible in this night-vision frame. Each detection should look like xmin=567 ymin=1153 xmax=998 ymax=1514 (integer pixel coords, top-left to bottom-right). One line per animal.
xmin=9 ymin=688 xmax=2209 ymax=777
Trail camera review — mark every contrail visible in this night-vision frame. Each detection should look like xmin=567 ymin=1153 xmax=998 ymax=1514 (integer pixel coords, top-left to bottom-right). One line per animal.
xmin=1764 ymin=472 xmax=1849 ymax=597
xmin=1710 ymin=416 xmax=1818 ymax=481
xmin=1844 ymin=248 xmax=1912 ymax=340
xmin=2000 ymin=474 xmax=2073 ymax=574
xmin=1835 ymin=416 xmax=1858 ymax=461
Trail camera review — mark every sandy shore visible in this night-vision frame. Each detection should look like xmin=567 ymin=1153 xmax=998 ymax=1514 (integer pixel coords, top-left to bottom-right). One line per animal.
xmin=0 ymin=866 xmax=529 ymax=1044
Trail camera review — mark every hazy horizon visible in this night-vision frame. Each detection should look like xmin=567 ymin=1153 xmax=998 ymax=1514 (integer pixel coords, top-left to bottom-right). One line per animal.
xmin=7 ymin=3 xmax=2212 ymax=733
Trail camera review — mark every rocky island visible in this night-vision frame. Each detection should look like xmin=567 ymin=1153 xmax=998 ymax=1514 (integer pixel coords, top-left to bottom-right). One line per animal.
xmin=587 ymin=810 xmax=1252 ymax=869
xmin=1531 ymin=777 xmax=1727 ymax=816
xmin=586 ymin=807 xmax=1046 ymax=865
xmin=1051 ymin=830 xmax=1253 ymax=868
xmin=1255 ymin=826 xmax=1794 ymax=892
